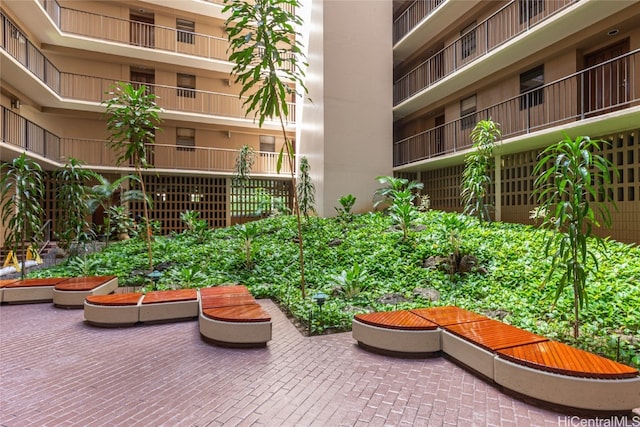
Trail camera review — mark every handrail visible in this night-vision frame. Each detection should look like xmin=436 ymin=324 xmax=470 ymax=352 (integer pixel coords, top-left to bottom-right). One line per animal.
xmin=37 ymin=219 xmax=52 ymax=254
xmin=393 ymin=0 xmax=578 ymax=105
xmin=393 ymin=48 xmax=640 ymax=167
xmin=393 ymin=0 xmax=445 ymax=44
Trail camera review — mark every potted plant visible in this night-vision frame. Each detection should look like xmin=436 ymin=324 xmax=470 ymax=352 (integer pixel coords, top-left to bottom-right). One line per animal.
xmin=108 ymin=206 xmax=135 ymax=240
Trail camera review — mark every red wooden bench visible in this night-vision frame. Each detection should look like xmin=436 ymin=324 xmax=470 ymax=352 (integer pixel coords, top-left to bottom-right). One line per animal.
xmin=1 ymin=277 xmax=68 ymax=304
xmin=352 ymin=305 xmax=640 ymax=412
xmin=54 ymin=275 xmax=118 ymax=308
xmin=139 ymin=289 xmax=199 ymax=323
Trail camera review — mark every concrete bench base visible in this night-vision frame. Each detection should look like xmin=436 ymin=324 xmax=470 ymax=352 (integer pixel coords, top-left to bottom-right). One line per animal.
xmin=199 ymin=313 xmax=272 ymax=348
xmin=352 ymin=319 xmax=440 ymax=357
xmin=442 ymin=330 xmax=496 ymax=380
xmin=1 ymin=278 xmax=68 ymax=304
xmin=140 ymin=299 xmax=199 ymax=323
xmin=84 ymin=300 xmax=142 ymax=327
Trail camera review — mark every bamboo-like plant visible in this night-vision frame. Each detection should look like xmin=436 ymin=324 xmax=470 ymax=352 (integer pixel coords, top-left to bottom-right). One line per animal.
xmin=297 ymin=156 xmax=316 ymax=220
xmin=460 ymin=119 xmax=501 ymax=224
xmin=55 ymin=158 xmax=98 ymax=253
xmin=373 ymin=175 xmax=424 ymax=210
xmin=0 ymin=153 xmax=45 ymax=279
xmin=532 ymin=134 xmax=617 ymax=339
xmin=233 ymin=144 xmax=255 ymax=187
xmin=103 ymin=82 xmax=162 ymax=271
xmin=223 ymin=0 xmax=309 ymax=296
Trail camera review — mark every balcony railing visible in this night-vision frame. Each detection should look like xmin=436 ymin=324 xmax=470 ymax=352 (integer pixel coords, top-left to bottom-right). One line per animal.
xmin=38 ymin=0 xmax=228 ymax=62
xmin=394 ymin=0 xmax=578 ymax=105
xmin=0 ymin=11 xmax=295 ymax=124
xmin=393 ymin=48 xmax=639 ymax=167
xmin=1 ymin=106 xmax=291 ymax=175
xmin=393 ymin=0 xmax=445 ymax=45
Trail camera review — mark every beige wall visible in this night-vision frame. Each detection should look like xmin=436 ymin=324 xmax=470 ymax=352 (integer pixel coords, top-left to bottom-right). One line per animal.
xmin=300 ymin=0 xmax=393 ymax=216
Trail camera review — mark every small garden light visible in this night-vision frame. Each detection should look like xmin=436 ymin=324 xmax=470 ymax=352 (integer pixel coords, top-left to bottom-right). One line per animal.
xmin=147 ymin=270 xmax=163 ymax=289
xmin=312 ymin=292 xmax=328 ymax=309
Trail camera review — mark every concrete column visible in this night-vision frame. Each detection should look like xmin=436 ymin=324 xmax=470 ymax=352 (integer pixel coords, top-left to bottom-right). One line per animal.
xmin=494 ymin=154 xmax=502 ymax=222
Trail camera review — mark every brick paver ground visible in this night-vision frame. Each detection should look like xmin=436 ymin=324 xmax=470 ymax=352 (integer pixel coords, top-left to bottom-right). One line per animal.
xmin=1 ymin=301 xmax=639 ymax=426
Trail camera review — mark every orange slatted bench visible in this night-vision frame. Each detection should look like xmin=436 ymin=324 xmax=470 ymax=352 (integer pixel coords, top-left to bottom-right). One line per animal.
xmin=198 ymin=285 xmax=272 ymax=348
xmin=494 ymin=340 xmax=640 ymax=412
xmin=53 ymin=275 xmax=118 ymax=308
xmin=440 ymin=318 xmax=549 ymax=380
xmin=352 ymin=310 xmax=441 ymax=356
xmin=352 ymin=306 xmax=640 ymax=412
xmin=139 ymin=289 xmax=199 ymax=323
xmin=84 ymin=292 xmax=143 ymax=326
xmin=1 ymin=277 xmax=68 ymax=304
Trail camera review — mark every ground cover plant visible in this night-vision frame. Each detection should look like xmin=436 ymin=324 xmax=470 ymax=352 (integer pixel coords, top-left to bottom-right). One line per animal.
xmin=32 ymin=211 xmax=640 ymax=368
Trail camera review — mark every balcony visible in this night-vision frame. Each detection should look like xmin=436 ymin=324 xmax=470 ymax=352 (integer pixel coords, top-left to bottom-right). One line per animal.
xmin=393 ymin=48 xmax=640 ymax=167
xmin=0 ymin=13 xmax=296 ymax=125
xmin=393 ymin=0 xmax=445 ymax=45
xmin=0 ymin=106 xmax=292 ymax=175
xmin=393 ymin=0 xmax=578 ymax=106
xmin=38 ymin=0 xmax=228 ymax=63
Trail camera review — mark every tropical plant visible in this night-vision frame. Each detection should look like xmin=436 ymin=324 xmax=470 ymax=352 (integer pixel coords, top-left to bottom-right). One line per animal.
xmin=0 ymin=153 xmax=45 ymax=279
xmin=103 ymin=81 xmax=162 ymax=270
xmin=388 ymin=189 xmax=419 ymax=241
xmin=330 ymin=262 xmax=369 ymax=300
xmin=373 ymin=175 xmax=424 ymax=210
xmin=233 ymin=144 xmax=255 ymax=187
xmin=84 ymin=173 xmax=145 ymax=243
xmin=223 ymin=0 xmax=309 ymax=296
xmin=297 ymin=156 xmax=316 ymax=220
xmin=532 ymin=134 xmax=618 ymax=338
xmin=54 ymin=158 xmax=98 ymax=253
xmin=235 ymin=222 xmax=259 ymax=269
xmin=108 ymin=205 xmax=135 ymax=238
xmin=335 ymin=194 xmax=356 ymax=221
xmin=180 ymin=210 xmax=210 ymax=243
xmin=416 ymin=193 xmax=431 ymax=212
xmin=461 ymin=119 xmax=501 ymax=224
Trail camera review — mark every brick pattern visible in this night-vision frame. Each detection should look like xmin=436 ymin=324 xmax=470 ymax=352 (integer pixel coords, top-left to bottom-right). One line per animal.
xmin=1 ymin=302 xmax=637 ymax=426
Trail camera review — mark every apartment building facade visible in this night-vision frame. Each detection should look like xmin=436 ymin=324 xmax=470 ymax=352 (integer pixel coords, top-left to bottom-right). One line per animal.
xmin=392 ymin=0 xmax=640 ymax=244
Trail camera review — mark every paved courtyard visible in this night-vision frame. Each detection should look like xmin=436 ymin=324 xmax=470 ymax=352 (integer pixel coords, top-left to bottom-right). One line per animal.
xmin=1 ymin=300 xmax=639 ymax=426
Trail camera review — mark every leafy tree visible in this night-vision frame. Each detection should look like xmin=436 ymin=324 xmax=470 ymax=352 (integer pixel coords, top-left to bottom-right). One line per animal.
xmin=388 ymin=189 xmax=419 ymax=241
xmin=0 ymin=154 xmax=45 ymax=279
xmin=532 ymin=134 xmax=617 ymax=338
xmin=335 ymin=194 xmax=356 ymax=222
xmin=233 ymin=144 xmax=255 ymax=187
xmin=235 ymin=222 xmax=259 ymax=269
xmin=84 ymin=173 xmax=145 ymax=244
xmin=54 ymin=158 xmax=98 ymax=253
xmin=461 ymin=119 xmax=500 ymax=223
xmin=223 ymin=0 xmax=309 ymax=296
xmin=297 ymin=156 xmax=316 ymax=220
xmin=103 ymin=82 xmax=162 ymax=271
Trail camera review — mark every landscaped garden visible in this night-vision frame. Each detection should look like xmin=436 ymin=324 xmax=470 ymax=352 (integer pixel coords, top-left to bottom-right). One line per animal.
xmin=30 ymin=208 xmax=640 ymax=369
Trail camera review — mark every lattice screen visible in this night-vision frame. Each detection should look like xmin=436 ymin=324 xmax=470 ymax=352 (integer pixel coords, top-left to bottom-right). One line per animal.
xmin=130 ymin=175 xmax=227 ymax=234
xmin=229 ymin=178 xmax=293 ymax=224
xmin=421 ymin=164 xmax=464 ymax=211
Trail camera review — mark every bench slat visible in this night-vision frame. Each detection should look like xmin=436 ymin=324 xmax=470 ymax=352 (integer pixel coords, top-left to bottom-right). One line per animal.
xmin=2 ymin=277 xmax=67 ymax=288
xmin=142 ymin=289 xmax=198 ymax=304
xmin=201 ymin=294 xmax=256 ymax=309
xmin=203 ymin=304 xmax=271 ymax=323
xmin=497 ymin=341 xmax=639 ymax=379
xmin=55 ymin=275 xmax=117 ymax=291
xmin=86 ymin=293 xmax=143 ymax=306
xmin=355 ymin=310 xmax=438 ymax=330
xmin=411 ymin=306 xmax=488 ymax=326
xmin=445 ymin=319 xmax=548 ymax=351
xmin=199 ymin=285 xmax=251 ymax=297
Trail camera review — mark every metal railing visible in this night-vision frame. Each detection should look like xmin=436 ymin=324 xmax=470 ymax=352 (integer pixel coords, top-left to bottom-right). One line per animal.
xmin=394 ymin=48 xmax=639 ymax=167
xmin=1 ymin=106 xmax=291 ymax=174
xmin=0 ymin=11 xmax=296 ymax=124
xmin=38 ymin=0 xmax=228 ymax=61
xmin=393 ymin=0 xmax=445 ymax=44
xmin=394 ymin=0 xmax=578 ymax=105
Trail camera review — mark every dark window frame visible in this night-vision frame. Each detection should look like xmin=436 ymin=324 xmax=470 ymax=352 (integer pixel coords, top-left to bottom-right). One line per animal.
xmin=177 ymin=73 xmax=196 ymax=98
xmin=176 ymin=127 xmax=196 ymax=152
xmin=460 ymin=95 xmax=477 ymax=130
xmin=177 ymin=18 xmax=195 ymax=44
xmin=519 ymin=65 xmax=544 ymax=110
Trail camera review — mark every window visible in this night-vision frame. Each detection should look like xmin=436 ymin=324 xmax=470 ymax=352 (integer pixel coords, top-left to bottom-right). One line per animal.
xmin=460 ymin=22 xmax=476 ymax=60
xmin=519 ymin=0 xmax=545 ymax=24
xmin=177 ymin=19 xmax=195 ymax=44
xmin=176 ymin=128 xmax=195 ymax=151
xmin=460 ymin=95 xmax=477 ymax=130
xmin=259 ymin=135 xmax=276 ymax=153
xmin=520 ymin=65 xmax=544 ymax=109
xmin=177 ymin=73 xmax=196 ymax=98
